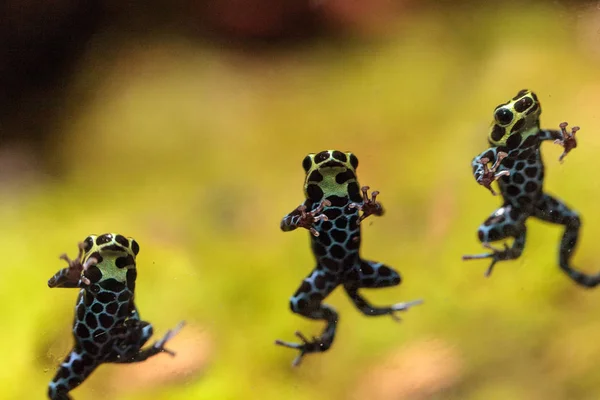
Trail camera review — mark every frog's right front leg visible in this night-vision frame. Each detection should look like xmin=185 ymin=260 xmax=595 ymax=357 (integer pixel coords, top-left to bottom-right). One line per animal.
xmin=280 ymin=199 xmax=331 ymax=236
xmin=462 ymin=205 xmax=527 ymax=277
xmin=47 ymin=243 xmax=95 ymax=288
xmin=275 ymin=268 xmax=339 ymax=366
xmin=471 ymin=148 xmax=510 ymax=195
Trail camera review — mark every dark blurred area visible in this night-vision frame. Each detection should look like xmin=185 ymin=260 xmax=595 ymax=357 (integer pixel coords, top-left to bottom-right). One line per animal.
xmin=0 ymin=0 xmax=415 ymax=164
xmin=0 ymin=0 xmax=590 ymax=176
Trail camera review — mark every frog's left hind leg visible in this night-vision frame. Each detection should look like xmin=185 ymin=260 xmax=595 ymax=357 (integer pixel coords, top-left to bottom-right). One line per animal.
xmin=48 ymin=348 xmax=98 ymax=400
xmin=462 ymin=205 xmax=527 ymax=277
xmin=533 ymin=193 xmax=600 ymax=288
xmin=343 ymin=260 xmax=422 ymax=321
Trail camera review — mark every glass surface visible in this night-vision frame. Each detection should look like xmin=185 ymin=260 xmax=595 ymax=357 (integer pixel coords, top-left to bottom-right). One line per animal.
xmin=2 ymin=1 xmax=600 ymax=399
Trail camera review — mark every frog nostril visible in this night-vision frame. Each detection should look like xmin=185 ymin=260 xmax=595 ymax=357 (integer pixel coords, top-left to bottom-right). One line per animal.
xmin=494 ymin=107 xmax=514 ymax=125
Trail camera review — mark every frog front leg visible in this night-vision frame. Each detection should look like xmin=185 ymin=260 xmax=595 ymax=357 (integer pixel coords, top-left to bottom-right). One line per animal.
xmin=533 ymin=194 xmax=600 ymax=287
xmin=462 ymin=206 xmax=528 ymax=276
xmin=281 ymin=199 xmax=331 ymax=237
xmin=349 ymin=186 xmax=384 ymax=223
xmin=538 ymin=122 xmax=579 ymax=162
xmin=48 ymin=242 xmax=97 ymax=288
xmin=344 ymin=260 xmax=422 ymax=321
xmin=48 ymin=348 xmax=98 ymax=400
xmin=275 ymin=268 xmax=340 ymax=366
xmin=108 ymin=320 xmax=185 ymax=363
xmin=471 ymin=149 xmax=510 ymax=196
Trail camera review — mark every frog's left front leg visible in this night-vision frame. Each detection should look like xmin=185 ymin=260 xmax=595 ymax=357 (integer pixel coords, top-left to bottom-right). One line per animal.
xmin=349 ymin=186 xmax=384 ymax=223
xmin=463 ymin=206 xmax=527 ymax=277
xmin=533 ymin=194 xmax=600 ymax=288
xmin=344 ymin=260 xmax=423 ymax=321
xmin=538 ymin=122 xmax=579 ymax=162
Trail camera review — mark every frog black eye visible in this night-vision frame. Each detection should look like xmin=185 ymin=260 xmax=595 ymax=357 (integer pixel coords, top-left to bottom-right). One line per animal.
xmin=494 ymin=107 xmax=514 ymax=125
xmin=83 ymin=236 xmax=94 ymax=252
xmin=514 ymin=97 xmax=533 ymax=113
xmin=349 ymin=153 xmax=359 ymax=169
xmin=131 ymin=240 xmax=140 ymax=256
xmin=115 ymin=234 xmax=129 ymax=248
xmin=302 ymin=155 xmax=312 ymax=172
xmin=332 ymin=151 xmax=347 ymax=162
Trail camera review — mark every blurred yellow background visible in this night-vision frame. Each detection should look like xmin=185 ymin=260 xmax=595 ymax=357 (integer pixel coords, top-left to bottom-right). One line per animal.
xmin=2 ymin=1 xmax=600 ymax=399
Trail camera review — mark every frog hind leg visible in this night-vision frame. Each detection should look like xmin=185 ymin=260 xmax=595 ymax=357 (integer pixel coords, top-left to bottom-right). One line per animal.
xmin=48 ymin=347 xmax=98 ymax=400
xmin=463 ymin=205 xmax=527 ymax=277
xmin=533 ymin=194 xmax=600 ymax=288
xmin=275 ymin=267 xmax=340 ymax=366
xmin=107 ymin=319 xmax=184 ymax=363
xmin=343 ymin=260 xmax=422 ymax=321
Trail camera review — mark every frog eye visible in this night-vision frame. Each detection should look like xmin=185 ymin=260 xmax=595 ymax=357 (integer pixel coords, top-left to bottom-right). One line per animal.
xmin=131 ymin=240 xmax=140 ymax=256
xmin=115 ymin=234 xmax=129 ymax=248
xmin=83 ymin=236 xmax=94 ymax=252
xmin=349 ymin=153 xmax=359 ymax=169
xmin=331 ymin=151 xmax=347 ymax=162
xmin=494 ymin=107 xmax=514 ymax=125
xmin=302 ymin=155 xmax=312 ymax=172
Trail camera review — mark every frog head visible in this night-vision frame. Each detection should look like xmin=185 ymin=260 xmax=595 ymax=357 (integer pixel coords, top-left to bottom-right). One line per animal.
xmin=488 ymin=89 xmax=541 ymax=148
xmin=302 ymin=150 xmax=360 ymax=202
xmin=81 ymin=233 xmax=139 ymax=287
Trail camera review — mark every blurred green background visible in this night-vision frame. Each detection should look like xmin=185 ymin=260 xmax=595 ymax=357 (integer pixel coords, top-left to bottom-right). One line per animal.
xmin=3 ymin=0 xmax=600 ymax=399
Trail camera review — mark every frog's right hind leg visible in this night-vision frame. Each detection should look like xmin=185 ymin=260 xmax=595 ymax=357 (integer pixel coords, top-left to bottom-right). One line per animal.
xmin=463 ymin=205 xmax=527 ymax=277
xmin=48 ymin=347 xmax=97 ymax=400
xmin=275 ymin=267 xmax=339 ymax=366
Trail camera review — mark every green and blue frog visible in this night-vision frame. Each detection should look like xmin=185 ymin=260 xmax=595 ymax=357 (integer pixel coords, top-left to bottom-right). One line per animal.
xmin=47 ymin=233 xmax=184 ymax=399
xmin=463 ymin=89 xmax=600 ymax=287
xmin=276 ymin=150 xmax=422 ymax=366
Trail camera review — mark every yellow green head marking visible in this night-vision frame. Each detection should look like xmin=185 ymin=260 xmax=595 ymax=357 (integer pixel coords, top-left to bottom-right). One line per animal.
xmin=302 ymin=150 xmax=360 ymax=201
xmin=488 ymin=89 xmax=541 ymax=147
xmin=82 ymin=233 xmax=139 ymax=285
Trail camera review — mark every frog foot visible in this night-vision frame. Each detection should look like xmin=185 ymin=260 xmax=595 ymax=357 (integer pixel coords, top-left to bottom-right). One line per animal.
xmin=65 ymin=242 xmax=102 ymax=286
xmin=477 ymin=152 xmax=510 ymax=196
xmin=153 ymin=321 xmax=186 ymax=357
xmin=297 ymin=199 xmax=331 ymax=237
xmin=275 ymin=331 xmax=326 ymax=367
xmin=49 ymin=242 xmax=94 ymax=287
xmin=555 ymin=122 xmax=579 ymax=163
xmin=349 ymin=186 xmax=384 ymax=223
xmin=462 ymin=242 xmax=511 ymax=277
xmin=389 ymin=299 xmax=424 ymax=322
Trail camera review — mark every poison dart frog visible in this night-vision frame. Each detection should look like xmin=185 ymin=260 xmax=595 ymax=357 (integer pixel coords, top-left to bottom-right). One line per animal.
xmin=463 ymin=89 xmax=598 ymax=287
xmin=47 ymin=233 xmax=184 ymax=399
xmin=275 ymin=150 xmax=422 ymax=366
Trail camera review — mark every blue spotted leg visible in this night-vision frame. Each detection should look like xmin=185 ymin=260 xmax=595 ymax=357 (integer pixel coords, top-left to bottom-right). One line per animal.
xmin=275 ymin=268 xmax=340 ymax=367
xmin=462 ymin=205 xmax=527 ymax=277
xmin=48 ymin=320 xmax=184 ymax=399
xmin=344 ymin=260 xmax=423 ymax=321
xmin=533 ymin=194 xmax=600 ymax=287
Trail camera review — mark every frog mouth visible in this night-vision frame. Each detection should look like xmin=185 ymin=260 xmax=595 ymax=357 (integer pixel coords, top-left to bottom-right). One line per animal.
xmin=101 ymin=244 xmax=128 ymax=253
xmin=320 ymin=160 xmax=344 ymax=168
